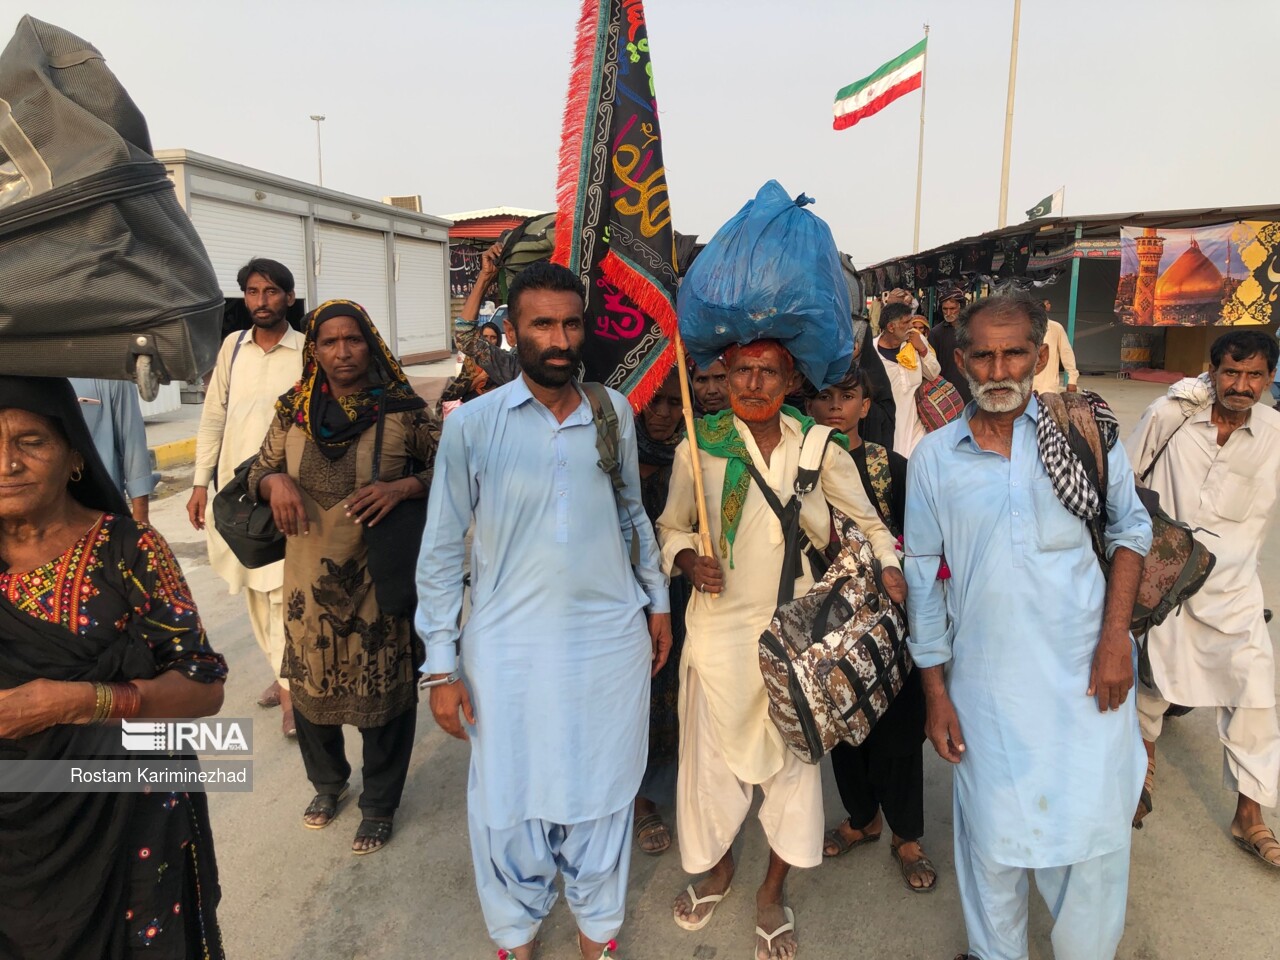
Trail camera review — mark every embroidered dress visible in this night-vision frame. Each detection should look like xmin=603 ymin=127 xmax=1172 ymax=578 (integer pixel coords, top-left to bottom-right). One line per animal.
xmin=248 ymin=300 xmax=441 ymax=728
xmin=0 ymin=515 xmax=227 ymax=960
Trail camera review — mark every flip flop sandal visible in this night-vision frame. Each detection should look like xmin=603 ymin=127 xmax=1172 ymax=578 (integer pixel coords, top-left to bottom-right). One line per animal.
xmin=1231 ymin=823 xmax=1280 ymax=868
xmin=257 ymin=684 xmax=282 ymax=708
xmin=634 ymin=813 xmax=671 ymax=856
xmin=891 ymin=843 xmax=938 ymax=893
xmin=302 ymin=783 xmax=349 ymax=829
xmin=578 ymin=937 xmax=620 ymax=960
xmin=672 ymin=883 xmax=731 ymax=931
xmin=753 ymin=906 xmax=795 ymax=960
xmin=822 ymin=819 xmax=882 ymax=858
xmin=352 ymin=817 xmax=394 ymax=855
xmin=1133 ymin=756 xmax=1155 ymax=829
xmin=281 ymin=706 xmax=297 ymax=739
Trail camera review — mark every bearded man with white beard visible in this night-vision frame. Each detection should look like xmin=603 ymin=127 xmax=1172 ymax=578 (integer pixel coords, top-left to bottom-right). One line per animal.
xmin=904 ymin=292 xmax=1153 ymax=960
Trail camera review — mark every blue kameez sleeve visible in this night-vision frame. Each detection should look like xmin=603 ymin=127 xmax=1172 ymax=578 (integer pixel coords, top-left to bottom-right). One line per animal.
xmin=610 ymin=394 xmax=670 ymax=614
xmin=415 ymin=410 xmax=474 ymax=674
xmin=904 ymin=449 xmax=954 ymax=669
xmin=1102 ymin=439 xmax=1153 ymax=560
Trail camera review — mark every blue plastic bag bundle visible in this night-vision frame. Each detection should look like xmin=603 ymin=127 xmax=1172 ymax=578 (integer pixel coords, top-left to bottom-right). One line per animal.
xmin=678 ymin=180 xmax=853 ymax=389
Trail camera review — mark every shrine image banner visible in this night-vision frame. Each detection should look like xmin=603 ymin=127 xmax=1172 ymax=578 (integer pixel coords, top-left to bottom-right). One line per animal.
xmin=1115 ymin=221 xmax=1280 ymax=326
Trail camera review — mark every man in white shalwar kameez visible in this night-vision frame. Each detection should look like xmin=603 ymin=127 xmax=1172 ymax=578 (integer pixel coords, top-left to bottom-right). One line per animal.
xmin=906 ymin=294 xmax=1152 ymax=960
xmin=657 ymin=340 xmax=903 ymax=960
xmin=874 ymin=301 xmax=941 ymax=458
xmin=186 ymin=258 xmax=303 ymax=735
xmin=1126 ymin=330 xmax=1280 ymax=867
xmin=418 ymin=263 xmax=672 ymax=960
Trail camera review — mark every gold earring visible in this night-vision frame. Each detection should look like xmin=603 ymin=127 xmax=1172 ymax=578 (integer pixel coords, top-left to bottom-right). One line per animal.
xmin=70 ymin=466 xmax=83 ymax=483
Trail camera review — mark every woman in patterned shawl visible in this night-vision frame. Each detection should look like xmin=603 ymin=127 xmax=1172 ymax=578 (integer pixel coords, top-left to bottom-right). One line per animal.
xmin=0 ymin=375 xmax=227 ymax=960
xmin=249 ymin=300 xmax=441 ymax=854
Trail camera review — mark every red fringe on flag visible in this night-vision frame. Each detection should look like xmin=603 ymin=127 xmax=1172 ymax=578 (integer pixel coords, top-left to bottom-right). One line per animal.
xmin=600 ymin=249 xmax=677 ymax=410
xmin=551 ymin=0 xmax=600 ymax=271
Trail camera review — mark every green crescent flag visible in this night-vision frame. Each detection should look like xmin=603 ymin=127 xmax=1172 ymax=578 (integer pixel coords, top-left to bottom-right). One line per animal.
xmin=1026 ymin=194 xmax=1053 ymax=219
xmin=1026 ymin=187 xmax=1063 ymax=220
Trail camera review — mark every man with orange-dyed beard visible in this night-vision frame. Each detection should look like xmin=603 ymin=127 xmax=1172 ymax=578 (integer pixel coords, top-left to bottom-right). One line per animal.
xmin=657 ymin=339 xmax=905 ymax=960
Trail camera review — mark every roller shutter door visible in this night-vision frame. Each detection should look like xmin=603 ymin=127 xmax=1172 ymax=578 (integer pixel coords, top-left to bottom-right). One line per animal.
xmin=188 ymin=197 xmax=308 ymax=301
xmin=394 ymin=237 xmax=448 ymax=358
xmin=315 ymin=223 xmax=391 ymax=341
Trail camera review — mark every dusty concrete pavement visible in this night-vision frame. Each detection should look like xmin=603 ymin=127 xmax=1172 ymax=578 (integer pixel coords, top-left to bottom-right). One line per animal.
xmin=144 ymin=375 xmax=1280 ymax=960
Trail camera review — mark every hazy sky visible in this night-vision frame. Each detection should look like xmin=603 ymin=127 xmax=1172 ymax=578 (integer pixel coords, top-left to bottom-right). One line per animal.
xmin=23 ymin=0 xmax=1279 ymax=265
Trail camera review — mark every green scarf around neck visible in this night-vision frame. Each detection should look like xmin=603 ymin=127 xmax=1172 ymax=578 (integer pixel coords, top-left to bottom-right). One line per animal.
xmin=693 ymin=405 xmax=848 ymax=567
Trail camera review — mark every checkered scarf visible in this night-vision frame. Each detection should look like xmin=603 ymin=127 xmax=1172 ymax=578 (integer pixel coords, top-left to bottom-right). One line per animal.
xmin=1035 ymin=391 xmax=1119 ymax=521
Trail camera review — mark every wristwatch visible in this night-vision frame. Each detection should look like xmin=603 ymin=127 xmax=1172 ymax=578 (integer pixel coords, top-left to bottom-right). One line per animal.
xmin=418 ymin=670 xmax=461 ymax=690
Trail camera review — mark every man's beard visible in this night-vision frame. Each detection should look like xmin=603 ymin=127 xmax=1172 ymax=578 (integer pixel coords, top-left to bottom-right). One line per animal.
xmin=968 ymin=373 xmax=1034 ymax=413
xmin=730 ymin=392 xmax=785 ymax=423
xmin=518 ymin=340 xmax=581 ymax=388
xmin=1219 ymin=389 xmax=1261 ymax=410
xmin=252 ymin=309 xmax=287 ymax=329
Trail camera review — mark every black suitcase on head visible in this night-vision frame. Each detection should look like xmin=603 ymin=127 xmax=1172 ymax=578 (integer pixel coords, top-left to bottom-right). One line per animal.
xmin=0 ymin=15 xmax=222 ymax=398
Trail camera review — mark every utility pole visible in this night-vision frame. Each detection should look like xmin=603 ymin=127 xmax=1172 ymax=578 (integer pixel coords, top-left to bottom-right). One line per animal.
xmin=996 ymin=0 xmax=1021 ymax=228
xmin=309 ymin=114 xmax=326 ymax=187
xmin=912 ymin=23 xmax=929 ymax=253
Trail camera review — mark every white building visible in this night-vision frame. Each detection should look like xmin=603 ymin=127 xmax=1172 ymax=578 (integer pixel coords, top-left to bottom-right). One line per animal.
xmin=159 ymin=149 xmax=453 ymax=366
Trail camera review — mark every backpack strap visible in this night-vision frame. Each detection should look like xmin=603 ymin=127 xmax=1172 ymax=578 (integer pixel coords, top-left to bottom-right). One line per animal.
xmin=580 ymin=381 xmax=638 ymax=564
xmin=581 ymin=382 xmax=625 ymax=494
xmin=795 ymin=425 xmax=835 ymax=496
xmin=1139 ymin=413 xmax=1192 ymax=486
xmin=1043 ymin=392 xmax=1110 ymax=565
xmin=212 ymin=330 xmax=250 ymax=492
xmin=864 ymin=442 xmax=894 ymax=529
xmin=742 ymin=425 xmax=835 ymax=607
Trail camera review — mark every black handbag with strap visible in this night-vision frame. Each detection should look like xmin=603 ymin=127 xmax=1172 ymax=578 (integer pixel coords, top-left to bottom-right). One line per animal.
xmin=211 ymin=455 xmax=285 ymax=569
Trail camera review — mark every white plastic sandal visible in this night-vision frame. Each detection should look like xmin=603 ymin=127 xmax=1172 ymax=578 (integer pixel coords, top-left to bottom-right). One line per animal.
xmin=672 ymin=883 xmax=732 ymax=931
xmin=753 ymin=906 xmax=795 ymax=959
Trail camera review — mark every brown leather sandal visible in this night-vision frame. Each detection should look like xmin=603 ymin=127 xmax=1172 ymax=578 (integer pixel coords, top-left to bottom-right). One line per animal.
xmin=822 ymin=818 xmax=881 ymax=858
xmin=891 ymin=841 xmax=938 ymax=893
xmin=633 ymin=813 xmax=671 ymax=855
xmin=1232 ymin=822 xmax=1280 ymax=868
xmin=1133 ymin=756 xmax=1155 ymax=829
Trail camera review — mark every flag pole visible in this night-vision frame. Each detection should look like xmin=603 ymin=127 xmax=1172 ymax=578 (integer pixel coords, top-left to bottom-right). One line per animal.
xmin=997 ymin=0 xmax=1022 ymax=228
xmin=911 ymin=23 xmax=929 ymax=254
xmin=673 ymin=334 xmax=716 ymax=562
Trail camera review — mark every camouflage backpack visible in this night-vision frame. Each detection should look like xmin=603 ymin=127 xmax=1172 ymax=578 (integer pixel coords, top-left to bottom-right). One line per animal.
xmin=752 ymin=428 xmax=912 ymax=764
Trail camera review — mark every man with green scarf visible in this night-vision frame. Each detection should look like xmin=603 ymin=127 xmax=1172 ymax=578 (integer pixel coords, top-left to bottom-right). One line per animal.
xmin=657 ymin=339 xmax=904 ymax=960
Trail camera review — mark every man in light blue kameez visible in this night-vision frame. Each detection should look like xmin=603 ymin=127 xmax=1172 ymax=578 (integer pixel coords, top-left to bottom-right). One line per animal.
xmin=904 ymin=293 xmax=1152 ymax=960
xmin=416 ymin=262 xmax=672 ymax=960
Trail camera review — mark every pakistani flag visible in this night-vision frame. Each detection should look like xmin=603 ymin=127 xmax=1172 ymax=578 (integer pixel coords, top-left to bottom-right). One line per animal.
xmin=1026 ymin=187 xmax=1065 ymax=220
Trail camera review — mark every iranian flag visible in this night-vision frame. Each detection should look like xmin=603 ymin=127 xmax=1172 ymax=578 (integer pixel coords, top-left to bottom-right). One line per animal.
xmin=833 ymin=38 xmax=927 ymax=131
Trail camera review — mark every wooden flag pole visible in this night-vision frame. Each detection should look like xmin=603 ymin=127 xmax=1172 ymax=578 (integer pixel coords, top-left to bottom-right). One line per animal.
xmin=673 ymin=333 xmax=715 ymax=560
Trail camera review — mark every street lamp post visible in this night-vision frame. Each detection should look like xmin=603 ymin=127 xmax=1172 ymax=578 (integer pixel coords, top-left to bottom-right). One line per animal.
xmin=309 ymin=114 xmax=325 ymax=187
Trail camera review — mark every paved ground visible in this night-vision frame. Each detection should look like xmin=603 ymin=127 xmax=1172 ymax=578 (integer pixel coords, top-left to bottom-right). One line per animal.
xmin=144 ymin=375 xmax=1280 ymax=960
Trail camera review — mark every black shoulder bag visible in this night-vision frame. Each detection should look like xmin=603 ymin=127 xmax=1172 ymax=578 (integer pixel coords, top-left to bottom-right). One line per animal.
xmin=210 ymin=330 xmax=289 ymax=569
xmin=362 ymin=400 xmax=429 ymax=619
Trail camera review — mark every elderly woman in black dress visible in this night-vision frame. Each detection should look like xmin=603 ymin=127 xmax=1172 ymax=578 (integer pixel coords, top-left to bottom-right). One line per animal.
xmin=0 ymin=376 xmax=227 ymax=959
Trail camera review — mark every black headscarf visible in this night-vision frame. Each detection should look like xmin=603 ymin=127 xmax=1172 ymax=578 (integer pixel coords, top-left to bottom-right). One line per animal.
xmin=0 ymin=376 xmax=128 ymax=518
xmin=0 ymin=377 xmax=163 ymax=957
xmin=275 ymin=299 xmax=426 ymax=460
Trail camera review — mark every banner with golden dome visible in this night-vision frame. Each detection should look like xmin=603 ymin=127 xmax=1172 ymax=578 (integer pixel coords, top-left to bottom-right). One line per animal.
xmin=1115 ymin=222 xmax=1280 ymax=326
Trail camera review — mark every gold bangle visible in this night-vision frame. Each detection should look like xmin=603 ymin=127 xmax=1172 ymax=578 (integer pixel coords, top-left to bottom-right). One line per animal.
xmin=89 ymin=682 xmax=109 ymax=724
